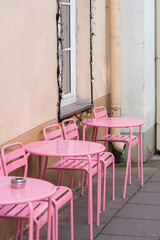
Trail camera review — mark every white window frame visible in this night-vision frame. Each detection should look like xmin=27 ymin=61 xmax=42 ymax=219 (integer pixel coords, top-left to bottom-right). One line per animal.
xmin=60 ymin=0 xmax=76 ymax=107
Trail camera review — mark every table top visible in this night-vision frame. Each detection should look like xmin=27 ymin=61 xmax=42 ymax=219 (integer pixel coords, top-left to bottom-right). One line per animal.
xmin=0 ymin=176 xmax=56 ymax=205
xmin=82 ymin=117 xmax=144 ymax=128
xmin=25 ymin=140 xmax=105 ymax=157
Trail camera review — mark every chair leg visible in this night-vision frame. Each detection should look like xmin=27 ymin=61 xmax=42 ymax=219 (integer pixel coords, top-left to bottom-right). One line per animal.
xmin=57 ymin=170 xmax=61 ymax=185
xmin=104 ymin=140 xmax=107 ymax=150
xmin=15 ymin=220 xmax=20 ymax=240
xmin=112 ymin=160 xmax=115 ymax=201
xmin=20 ymin=220 xmax=24 ymax=240
xmin=137 ymin=142 xmax=140 ymax=177
xmin=70 ymin=171 xmax=75 ymax=190
xmin=81 ymin=171 xmax=84 ymax=195
xmin=129 ymin=152 xmax=132 ymax=185
xmin=55 ymin=207 xmax=58 ymax=240
xmin=52 ymin=209 xmax=55 ymax=240
xmin=87 ymin=172 xmax=90 ymax=224
xmin=86 ymin=175 xmax=88 ymax=186
xmin=35 ymin=221 xmax=40 ymax=240
xmin=60 ymin=170 xmax=64 ymax=186
xmin=102 ymin=163 xmax=106 ymax=211
xmin=70 ymin=197 xmax=74 ymax=240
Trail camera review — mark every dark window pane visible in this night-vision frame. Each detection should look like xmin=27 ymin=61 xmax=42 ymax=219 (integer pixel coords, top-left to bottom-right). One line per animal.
xmin=62 ymin=5 xmax=70 ymax=48
xmin=62 ymin=51 xmax=71 ymax=94
xmin=61 ymin=0 xmax=70 ymax=2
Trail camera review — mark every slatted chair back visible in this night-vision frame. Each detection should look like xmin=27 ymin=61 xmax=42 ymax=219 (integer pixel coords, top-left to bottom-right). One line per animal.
xmin=93 ymin=106 xmax=108 ymax=119
xmin=0 ymin=157 xmax=4 ymax=176
xmin=43 ymin=124 xmax=63 ymax=141
xmin=1 ymin=142 xmax=28 ymax=177
xmin=62 ymin=118 xmax=79 ymax=140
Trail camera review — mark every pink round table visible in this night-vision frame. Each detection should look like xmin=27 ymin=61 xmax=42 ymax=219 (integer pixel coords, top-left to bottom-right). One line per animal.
xmin=82 ymin=117 xmax=144 ymax=198
xmin=25 ymin=139 xmax=105 ymax=240
xmin=0 ymin=176 xmax=56 ymax=240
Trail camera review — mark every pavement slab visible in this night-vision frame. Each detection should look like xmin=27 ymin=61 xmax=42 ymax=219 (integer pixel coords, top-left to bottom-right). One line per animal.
xmin=116 ymin=203 xmax=160 ymax=220
xmin=96 ymin=234 xmax=158 ymax=240
xmin=101 ymin=218 xmax=160 ymax=238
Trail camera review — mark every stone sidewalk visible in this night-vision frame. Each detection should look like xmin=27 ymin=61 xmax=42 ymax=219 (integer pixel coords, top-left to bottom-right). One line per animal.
xmin=24 ymin=155 xmax=160 ymax=240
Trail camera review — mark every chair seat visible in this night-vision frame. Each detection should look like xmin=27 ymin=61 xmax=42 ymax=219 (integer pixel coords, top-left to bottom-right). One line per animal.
xmin=47 ymin=157 xmax=97 ymax=173
xmin=47 ymin=152 xmax=114 ymax=177
xmin=52 ymin=186 xmax=72 ymax=209
xmin=0 ymin=201 xmax=50 ymax=220
xmin=96 ymin=134 xmax=139 ymax=147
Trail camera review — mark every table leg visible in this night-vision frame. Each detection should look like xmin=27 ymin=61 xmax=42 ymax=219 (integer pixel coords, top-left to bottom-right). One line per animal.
xmin=97 ymin=153 xmax=101 ymax=226
xmin=47 ymin=196 xmax=52 ymax=240
xmin=43 ymin=156 xmax=48 ymax=180
xmin=88 ymin=155 xmax=93 ymax=240
xmin=123 ymin=127 xmax=132 ymax=198
xmin=140 ymin=125 xmax=144 ymax=186
xmin=28 ymin=202 xmax=33 ymax=240
xmin=94 ymin=127 xmax=98 ymax=142
xmin=92 ymin=127 xmax=95 ymax=142
xmin=91 ymin=127 xmax=98 ymax=142
xmin=39 ymin=156 xmax=42 ymax=179
xmin=83 ymin=125 xmax=87 ymax=140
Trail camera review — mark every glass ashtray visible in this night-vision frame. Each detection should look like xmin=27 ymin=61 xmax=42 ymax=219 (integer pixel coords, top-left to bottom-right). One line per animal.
xmin=11 ymin=177 xmax=26 ymax=189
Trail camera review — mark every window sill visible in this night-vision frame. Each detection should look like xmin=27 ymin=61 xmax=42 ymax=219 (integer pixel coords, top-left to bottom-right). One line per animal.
xmin=60 ymin=102 xmax=93 ymax=121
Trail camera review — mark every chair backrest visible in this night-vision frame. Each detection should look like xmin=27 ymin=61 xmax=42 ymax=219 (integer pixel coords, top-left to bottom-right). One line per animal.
xmin=0 ymin=158 xmax=4 ymax=176
xmin=93 ymin=106 xmax=108 ymax=119
xmin=62 ymin=118 xmax=79 ymax=140
xmin=43 ymin=124 xmax=63 ymax=141
xmin=1 ymin=142 xmax=28 ymax=177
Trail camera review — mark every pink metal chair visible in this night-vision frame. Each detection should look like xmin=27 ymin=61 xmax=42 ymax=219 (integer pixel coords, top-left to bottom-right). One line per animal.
xmin=62 ymin=118 xmax=115 ymax=211
xmin=0 ymin=142 xmax=50 ymax=240
xmin=43 ymin=124 xmax=64 ymax=184
xmin=0 ymin=157 xmax=4 ymax=177
xmin=43 ymin=124 xmax=97 ymax=196
xmin=93 ymin=106 xmax=140 ymax=177
xmin=0 ymin=142 xmax=74 ymax=240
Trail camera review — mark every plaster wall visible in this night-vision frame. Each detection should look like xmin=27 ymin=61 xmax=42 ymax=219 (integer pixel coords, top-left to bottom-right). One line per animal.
xmin=120 ymin=0 xmax=155 ymax=130
xmin=0 ymin=0 xmax=110 ymax=145
xmin=0 ymin=0 xmax=57 ymax=145
xmin=120 ymin=0 xmax=155 ymax=160
xmin=77 ymin=0 xmax=110 ymax=101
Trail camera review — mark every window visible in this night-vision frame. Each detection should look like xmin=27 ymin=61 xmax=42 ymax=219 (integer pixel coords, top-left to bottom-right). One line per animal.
xmin=57 ymin=0 xmax=94 ymax=121
xmin=60 ymin=0 xmax=76 ymax=107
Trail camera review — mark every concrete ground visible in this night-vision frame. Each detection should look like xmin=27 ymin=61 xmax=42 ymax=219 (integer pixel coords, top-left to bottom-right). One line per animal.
xmin=24 ymin=155 xmax=160 ymax=240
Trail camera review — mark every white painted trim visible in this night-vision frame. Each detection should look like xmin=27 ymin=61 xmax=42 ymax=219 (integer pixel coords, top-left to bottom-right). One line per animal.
xmin=60 ymin=2 xmax=71 ymax=6
xmin=61 ymin=0 xmax=76 ymax=107
xmin=61 ymin=48 xmax=71 ymax=52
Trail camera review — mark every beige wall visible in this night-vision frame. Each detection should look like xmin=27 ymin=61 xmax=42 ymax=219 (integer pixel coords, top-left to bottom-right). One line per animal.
xmin=0 ymin=0 xmax=110 ymax=145
xmin=93 ymin=0 xmax=110 ymax=99
xmin=76 ymin=0 xmax=90 ymax=100
xmin=0 ymin=0 xmax=57 ymax=145
xmin=77 ymin=0 xmax=110 ymax=101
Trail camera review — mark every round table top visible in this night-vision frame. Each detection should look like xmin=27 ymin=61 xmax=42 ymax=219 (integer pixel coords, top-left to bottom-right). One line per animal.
xmin=0 ymin=176 xmax=56 ymax=205
xmin=82 ymin=117 xmax=144 ymax=128
xmin=25 ymin=140 xmax=105 ymax=157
